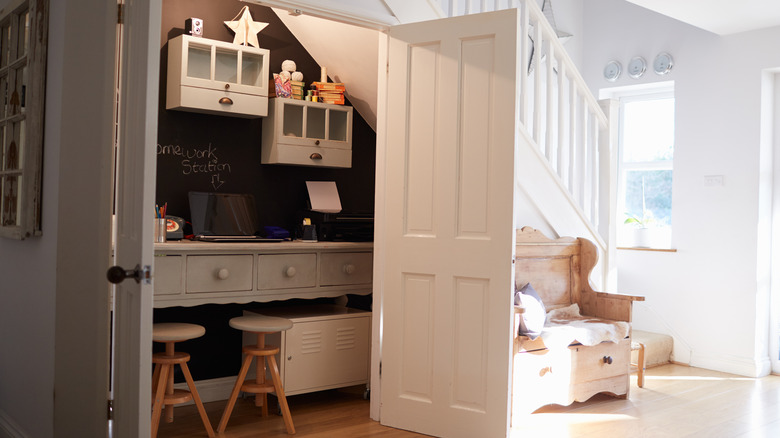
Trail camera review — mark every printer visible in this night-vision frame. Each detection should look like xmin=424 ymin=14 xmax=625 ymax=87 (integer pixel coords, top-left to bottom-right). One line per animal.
xmin=301 ymin=181 xmax=373 ymax=242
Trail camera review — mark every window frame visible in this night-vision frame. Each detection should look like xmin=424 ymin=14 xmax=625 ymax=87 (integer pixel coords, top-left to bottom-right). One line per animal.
xmin=614 ymin=86 xmax=675 ymax=247
xmin=0 ymin=0 xmax=47 ymax=239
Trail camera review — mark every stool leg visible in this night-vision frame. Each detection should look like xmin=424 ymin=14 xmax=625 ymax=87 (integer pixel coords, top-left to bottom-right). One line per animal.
xmin=181 ymin=361 xmax=215 ymax=438
xmin=218 ymin=352 xmax=255 ymax=433
xmin=164 ymin=342 xmax=176 ymax=423
xmin=151 ymin=364 xmax=170 ymax=438
xmin=267 ymin=354 xmax=295 ymax=434
xmin=637 ymin=343 xmax=646 ymax=388
xmin=255 ymin=333 xmax=268 ymax=415
xmin=151 ymin=363 xmax=161 ymax=395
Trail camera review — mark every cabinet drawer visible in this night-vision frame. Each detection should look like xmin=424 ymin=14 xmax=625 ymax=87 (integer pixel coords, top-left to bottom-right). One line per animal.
xmin=512 ymin=348 xmax=571 ymax=411
xmin=186 ymin=255 xmax=253 ymax=293
xmin=154 ymin=255 xmax=183 ymax=295
xmin=257 ymin=253 xmax=317 ymax=290
xmin=571 ymin=338 xmax=630 ymax=383
xmin=320 ymin=252 xmax=372 ymax=286
xmin=262 ymin=143 xmax=352 ymax=168
xmin=173 ymin=86 xmax=268 ymax=118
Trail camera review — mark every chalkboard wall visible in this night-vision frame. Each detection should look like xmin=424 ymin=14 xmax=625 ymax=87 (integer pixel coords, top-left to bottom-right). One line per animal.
xmin=156 ymin=0 xmax=376 ymax=235
xmin=153 ymin=0 xmax=376 ymax=382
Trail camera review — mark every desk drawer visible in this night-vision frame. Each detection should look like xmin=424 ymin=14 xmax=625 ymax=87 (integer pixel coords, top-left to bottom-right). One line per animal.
xmin=319 ymin=252 xmax=372 ymax=286
xmin=154 ymin=255 xmax=183 ymax=295
xmin=186 ymin=255 xmax=253 ymax=293
xmin=571 ymin=338 xmax=629 ymax=383
xmin=258 ymin=253 xmax=317 ymax=290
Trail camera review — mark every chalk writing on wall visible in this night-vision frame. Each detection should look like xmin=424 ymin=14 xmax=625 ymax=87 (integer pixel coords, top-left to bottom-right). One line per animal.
xmin=157 ymin=143 xmax=232 ymax=190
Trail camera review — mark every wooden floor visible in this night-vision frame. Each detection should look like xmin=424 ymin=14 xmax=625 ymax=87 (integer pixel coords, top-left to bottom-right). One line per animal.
xmin=158 ymin=364 xmax=780 ymax=437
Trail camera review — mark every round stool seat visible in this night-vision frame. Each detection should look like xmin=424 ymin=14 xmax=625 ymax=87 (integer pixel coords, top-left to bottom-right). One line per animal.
xmin=229 ymin=315 xmax=293 ymax=333
xmin=153 ymin=323 xmax=205 ymax=342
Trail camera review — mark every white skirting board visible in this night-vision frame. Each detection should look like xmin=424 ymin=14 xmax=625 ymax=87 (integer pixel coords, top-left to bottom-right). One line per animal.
xmin=171 ymin=376 xmax=237 ymax=405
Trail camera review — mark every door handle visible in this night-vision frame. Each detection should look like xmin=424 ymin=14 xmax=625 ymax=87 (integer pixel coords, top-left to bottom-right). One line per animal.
xmin=218 ymin=97 xmax=233 ymax=105
xmin=107 ymin=264 xmax=151 ymax=284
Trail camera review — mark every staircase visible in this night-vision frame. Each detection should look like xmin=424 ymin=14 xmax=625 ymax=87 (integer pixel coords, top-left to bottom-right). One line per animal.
xmin=266 ymin=0 xmax=616 ymax=285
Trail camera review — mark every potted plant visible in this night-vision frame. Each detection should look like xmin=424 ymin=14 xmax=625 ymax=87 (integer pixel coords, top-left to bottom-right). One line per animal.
xmin=623 ymin=211 xmax=655 ymax=247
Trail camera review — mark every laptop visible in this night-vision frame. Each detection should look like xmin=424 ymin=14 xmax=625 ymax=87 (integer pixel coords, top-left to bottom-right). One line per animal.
xmin=188 ymin=192 xmax=283 ymax=242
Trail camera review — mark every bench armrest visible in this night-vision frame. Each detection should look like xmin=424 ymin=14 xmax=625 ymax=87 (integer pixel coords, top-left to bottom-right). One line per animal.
xmin=581 ymin=290 xmax=644 ymax=322
xmin=592 ymin=291 xmax=645 ymax=302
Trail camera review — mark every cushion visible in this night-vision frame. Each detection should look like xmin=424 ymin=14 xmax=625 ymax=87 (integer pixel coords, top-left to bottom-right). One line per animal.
xmin=514 ymin=283 xmax=546 ymax=340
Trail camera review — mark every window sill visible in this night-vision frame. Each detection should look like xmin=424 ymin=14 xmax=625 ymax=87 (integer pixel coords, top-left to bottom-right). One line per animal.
xmin=617 ymin=246 xmax=677 ymax=253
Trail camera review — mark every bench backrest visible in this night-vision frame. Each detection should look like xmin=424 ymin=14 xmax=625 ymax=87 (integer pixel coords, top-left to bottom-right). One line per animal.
xmin=514 ymin=227 xmax=597 ymax=310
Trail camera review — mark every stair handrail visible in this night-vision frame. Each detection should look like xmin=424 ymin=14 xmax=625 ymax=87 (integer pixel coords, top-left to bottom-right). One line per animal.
xmin=517 ymin=0 xmax=612 ymax=251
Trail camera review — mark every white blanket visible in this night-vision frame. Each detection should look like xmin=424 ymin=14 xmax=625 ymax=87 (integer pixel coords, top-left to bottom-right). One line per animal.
xmin=539 ymin=304 xmax=629 ymax=349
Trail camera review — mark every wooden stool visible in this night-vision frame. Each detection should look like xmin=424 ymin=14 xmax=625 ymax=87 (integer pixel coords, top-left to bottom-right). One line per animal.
xmin=151 ymin=323 xmax=214 ymax=438
xmin=631 ymin=340 xmax=646 ymax=388
xmin=218 ymin=315 xmax=295 ymax=434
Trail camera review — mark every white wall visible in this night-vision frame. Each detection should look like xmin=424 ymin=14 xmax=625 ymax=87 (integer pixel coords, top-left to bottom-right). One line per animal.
xmin=579 ymin=0 xmax=780 ymax=377
xmin=0 ymin=0 xmax=60 ymax=435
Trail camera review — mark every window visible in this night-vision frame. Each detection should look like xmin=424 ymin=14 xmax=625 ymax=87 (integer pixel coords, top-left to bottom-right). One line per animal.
xmin=616 ymin=88 xmax=675 ymax=248
xmin=0 ymin=0 xmax=47 ymax=239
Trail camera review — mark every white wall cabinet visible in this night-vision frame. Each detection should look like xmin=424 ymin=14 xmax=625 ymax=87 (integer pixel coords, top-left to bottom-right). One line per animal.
xmin=166 ymin=34 xmax=270 ymax=118
xmin=261 ymin=98 xmax=353 ymax=168
xmin=245 ymin=305 xmax=371 ymax=396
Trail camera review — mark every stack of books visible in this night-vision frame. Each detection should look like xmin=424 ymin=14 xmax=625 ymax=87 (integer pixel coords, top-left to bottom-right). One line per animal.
xmin=312 ymin=81 xmax=346 ymax=105
xmin=290 ymin=81 xmax=305 ymax=100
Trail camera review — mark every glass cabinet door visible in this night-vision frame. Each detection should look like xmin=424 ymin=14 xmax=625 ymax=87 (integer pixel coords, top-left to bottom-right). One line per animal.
xmin=328 ymin=109 xmax=349 ymax=142
xmin=186 ymin=43 xmax=211 ymax=80
xmin=215 ymin=48 xmax=238 ymax=84
xmin=282 ymin=102 xmax=304 ymax=138
xmin=307 ymin=107 xmax=326 ymax=140
xmin=241 ymin=52 xmax=265 ymax=87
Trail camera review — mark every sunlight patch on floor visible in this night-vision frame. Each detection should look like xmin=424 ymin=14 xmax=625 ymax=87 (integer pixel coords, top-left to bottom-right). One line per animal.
xmin=643 ymin=375 xmax=754 ymax=382
xmin=511 ymin=412 xmax=636 ymax=437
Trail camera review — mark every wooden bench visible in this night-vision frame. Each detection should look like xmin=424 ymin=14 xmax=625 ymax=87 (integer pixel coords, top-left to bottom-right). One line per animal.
xmin=512 ymin=227 xmax=644 ymax=418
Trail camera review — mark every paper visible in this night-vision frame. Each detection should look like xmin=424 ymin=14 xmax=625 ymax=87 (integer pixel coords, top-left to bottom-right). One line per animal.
xmin=306 ymin=181 xmax=342 ymax=213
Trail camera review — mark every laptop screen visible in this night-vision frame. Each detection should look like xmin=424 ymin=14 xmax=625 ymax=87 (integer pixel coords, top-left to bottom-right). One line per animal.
xmin=188 ymin=192 xmax=260 ymax=236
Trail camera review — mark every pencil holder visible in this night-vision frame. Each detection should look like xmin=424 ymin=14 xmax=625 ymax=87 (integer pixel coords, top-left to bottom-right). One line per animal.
xmin=154 ymin=218 xmax=167 ymax=243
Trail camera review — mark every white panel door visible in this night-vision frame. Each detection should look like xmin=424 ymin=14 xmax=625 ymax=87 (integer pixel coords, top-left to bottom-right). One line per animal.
xmin=380 ymin=9 xmax=519 ymax=438
xmin=112 ymin=0 xmax=162 ymax=436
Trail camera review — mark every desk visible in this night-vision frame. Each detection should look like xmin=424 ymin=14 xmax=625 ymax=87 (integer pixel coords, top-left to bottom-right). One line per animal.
xmin=153 ymin=241 xmax=373 ymax=308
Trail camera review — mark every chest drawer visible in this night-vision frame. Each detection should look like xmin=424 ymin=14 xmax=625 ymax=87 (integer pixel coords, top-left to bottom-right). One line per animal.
xmin=571 ymin=338 xmax=630 ymax=383
xmin=185 ymin=255 xmax=253 ymax=293
xmin=319 ymin=252 xmax=373 ymax=286
xmin=257 ymin=253 xmax=317 ymax=290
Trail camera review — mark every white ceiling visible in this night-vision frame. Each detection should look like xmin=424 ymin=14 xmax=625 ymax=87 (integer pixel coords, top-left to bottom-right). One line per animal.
xmin=626 ymin=0 xmax=780 ymax=35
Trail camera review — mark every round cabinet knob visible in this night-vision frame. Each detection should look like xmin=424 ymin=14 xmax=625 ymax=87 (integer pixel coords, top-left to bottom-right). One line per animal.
xmin=287 ymin=355 xmax=292 ymax=361
xmin=343 ymin=264 xmax=356 ymax=275
xmin=285 ymin=266 xmax=297 ymax=277
xmin=314 ymin=140 xmax=320 ymax=145
xmin=217 ymin=268 xmax=230 ymax=280
xmin=224 ymin=83 xmax=230 ymax=90
xmin=603 ymin=356 xmax=613 ymax=365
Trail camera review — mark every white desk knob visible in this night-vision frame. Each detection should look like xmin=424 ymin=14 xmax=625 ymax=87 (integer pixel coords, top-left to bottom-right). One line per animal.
xmin=217 ymin=268 xmax=230 ymax=280
xmin=285 ymin=266 xmax=297 ymax=277
xmin=343 ymin=264 xmax=356 ymax=275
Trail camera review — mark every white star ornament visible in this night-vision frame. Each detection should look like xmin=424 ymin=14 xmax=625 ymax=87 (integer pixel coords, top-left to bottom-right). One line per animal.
xmin=224 ymin=6 xmax=268 ymax=48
